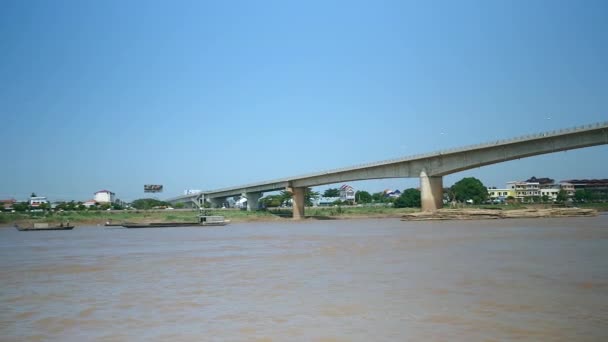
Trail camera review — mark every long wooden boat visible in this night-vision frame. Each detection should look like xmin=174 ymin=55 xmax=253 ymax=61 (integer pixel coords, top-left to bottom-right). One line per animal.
xmin=15 ymin=224 xmax=75 ymax=231
xmin=122 ymin=216 xmax=230 ymax=228
xmin=122 ymin=222 xmax=200 ymax=228
xmin=199 ymin=215 xmax=230 ymax=226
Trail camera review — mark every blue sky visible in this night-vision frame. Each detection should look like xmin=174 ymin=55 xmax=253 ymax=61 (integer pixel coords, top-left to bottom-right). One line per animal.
xmin=1 ymin=0 xmax=607 ymax=202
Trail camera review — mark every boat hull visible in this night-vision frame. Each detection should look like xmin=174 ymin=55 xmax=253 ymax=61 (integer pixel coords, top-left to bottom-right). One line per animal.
xmin=15 ymin=225 xmax=75 ymax=231
xmin=122 ymin=221 xmax=229 ymax=228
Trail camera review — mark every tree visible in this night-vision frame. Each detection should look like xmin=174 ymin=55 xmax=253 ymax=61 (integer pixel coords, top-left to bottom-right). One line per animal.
xmin=323 ymin=188 xmax=340 ymax=197
xmin=111 ymin=203 xmax=124 ymax=210
xmin=450 ymin=177 xmax=488 ymax=204
xmin=13 ymin=202 xmax=29 ymax=212
xmin=260 ymin=195 xmax=285 ymax=208
xmin=131 ymin=198 xmax=169 ymax=210
xmin=574 ymin=189 xmax=590 ymax=203
xmin=306 ymin=188 xmax=320 ymax=206
xmin=372 ymin=192 xmax=385 ymax=203
xmin=173 ymin=203 xmax=185 ymax=209
xmin=394 ymin=188 xmax=421 ymax=208
xmin=556 ymin=189 xmax=568 ymax=203
xmin=355 ymin=191 xmax=372 ymax=203
xmin=30 ymin=193 xmax=37 ymax=197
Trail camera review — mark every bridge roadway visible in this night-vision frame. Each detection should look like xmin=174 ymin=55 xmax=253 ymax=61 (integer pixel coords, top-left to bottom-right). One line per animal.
xmin=167 ymin=122 xmax=608 ymax=218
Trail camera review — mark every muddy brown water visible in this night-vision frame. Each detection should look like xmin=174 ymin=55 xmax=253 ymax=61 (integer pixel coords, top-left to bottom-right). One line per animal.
xmin=1 ymin=217 xmax=607 ymax=341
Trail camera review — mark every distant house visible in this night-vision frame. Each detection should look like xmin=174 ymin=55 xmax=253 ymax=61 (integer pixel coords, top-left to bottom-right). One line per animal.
xmin=1 ymin=199 xmax=16 ymax=211
xmin=29 ymin=196 xmax=49 ymax=208
xmin=83 ymin=199 xmax=97 ymax=208
xmin=94 ymin=190 xmax=115 ymax=204
xmin=340 ymin=184 xmax=355 ymax=201
xmin=383 ymin=189 xmax=401 ymax=198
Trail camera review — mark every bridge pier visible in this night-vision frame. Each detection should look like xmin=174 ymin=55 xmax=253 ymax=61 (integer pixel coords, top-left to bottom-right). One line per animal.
xmin=420 ymin=170 xmax=443 ymax=212
xmin=243 ymin=192 xmax=262 ymax=211
xmin=288 ymin=186 xmax=305 ymax=219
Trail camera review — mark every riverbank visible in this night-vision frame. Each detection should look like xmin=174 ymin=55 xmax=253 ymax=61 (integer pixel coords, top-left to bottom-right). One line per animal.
xmin=1 ymin=204 xmax=606 ymax=227
xmin=401 ymin=207 xmax=598 ymax=221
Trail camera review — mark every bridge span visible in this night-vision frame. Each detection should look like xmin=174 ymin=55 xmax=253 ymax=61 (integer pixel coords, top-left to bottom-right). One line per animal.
xmin=167 ymin=122 xmax=608 ymax=218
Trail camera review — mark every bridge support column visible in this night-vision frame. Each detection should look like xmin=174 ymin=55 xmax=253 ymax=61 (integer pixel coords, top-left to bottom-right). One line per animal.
xmin=243 ymin=192 xmax=262 ymax=211
xmin=288 ymin=186 xmax=305 ymax=219
xmin=420 ymin=170 xmax=443 ymax=212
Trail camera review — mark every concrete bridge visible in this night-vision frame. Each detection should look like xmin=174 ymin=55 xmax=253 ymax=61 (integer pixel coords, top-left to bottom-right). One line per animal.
xmin=167 ymin=122 xmax=608 ymax=218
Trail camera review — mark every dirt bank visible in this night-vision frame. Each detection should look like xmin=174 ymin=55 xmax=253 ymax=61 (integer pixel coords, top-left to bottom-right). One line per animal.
xmin=401 ymin=208 xmax=598 ymax=221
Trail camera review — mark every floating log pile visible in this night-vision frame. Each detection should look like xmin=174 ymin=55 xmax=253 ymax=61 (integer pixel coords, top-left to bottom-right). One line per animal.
xmin=401 ymin=208 xmax=598 ymax=221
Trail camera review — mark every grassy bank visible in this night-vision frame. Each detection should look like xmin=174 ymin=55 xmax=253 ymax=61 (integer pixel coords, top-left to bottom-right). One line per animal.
xmin=2 ymin=202 xmax=606 ymax=227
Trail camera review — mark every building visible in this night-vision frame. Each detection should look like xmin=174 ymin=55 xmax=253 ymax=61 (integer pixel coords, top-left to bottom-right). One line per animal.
xmin=540 ymin=188 xmax=560 ymax=201
xmin=83 ymin=199 xmax=97 ymax=208
xmin=340 ymin=184 xmax=355 ymax=201
xmin=506 ymin=181 xmax=542 ymax=202
xmin=29 ymin=196 xmax=49 ymax=208
xmin=487 ymin=188 xmax=515 ymax=203
xmin=94 ymin=190 xmax=116 ymax=204
xmin=1 ymin=199 xmax=16 ymax=211
xmin=383 ymin=189 xmax=402 ymax=198
xmin=559 ymin=182 xmax=575 ymax=197
xmin=561 ymin=179 xmax=608 ymax=201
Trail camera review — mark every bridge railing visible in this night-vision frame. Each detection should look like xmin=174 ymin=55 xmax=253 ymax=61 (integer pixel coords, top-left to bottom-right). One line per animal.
xmin=194 ymin=121 xmax=607 ymax=194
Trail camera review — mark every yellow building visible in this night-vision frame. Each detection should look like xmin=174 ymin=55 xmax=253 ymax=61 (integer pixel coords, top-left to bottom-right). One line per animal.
xmin=487 ymin=187 xmax=516 ymax=202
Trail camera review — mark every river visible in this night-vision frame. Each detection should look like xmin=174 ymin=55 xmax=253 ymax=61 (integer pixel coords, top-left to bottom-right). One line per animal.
xmin=1 ymin=217 xmax=607 ymax=341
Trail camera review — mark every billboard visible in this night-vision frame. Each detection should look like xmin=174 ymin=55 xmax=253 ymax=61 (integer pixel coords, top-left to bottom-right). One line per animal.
xmin=144 ymin=184 xmax=163 ymax=193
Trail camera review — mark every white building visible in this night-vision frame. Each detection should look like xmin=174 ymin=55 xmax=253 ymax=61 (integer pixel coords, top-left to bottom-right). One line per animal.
xmin=94 ymin=190 xmax=116 ymax=204
xmin=29 ymin=196 xmax=49 ymax=208
xmin=540 ymin=188 xmax=560 ymax=201
xmin=340 ymin=184 xmax=355 ymax=201
xmin=560 ymin=182 xmax=576 ymax=197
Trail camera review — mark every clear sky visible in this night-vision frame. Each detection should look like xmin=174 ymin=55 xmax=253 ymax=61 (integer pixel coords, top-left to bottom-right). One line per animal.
xmin=2 ymin=0 xmax=607 ymax=202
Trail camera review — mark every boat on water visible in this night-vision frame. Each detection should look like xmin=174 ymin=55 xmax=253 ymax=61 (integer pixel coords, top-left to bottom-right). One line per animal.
xmin=122 ymin=222 xmax=200 ymax=228
xmin=15 ymin=223 xmax=75 ymax=231
xmin=121 ymin=212 xmax=230 ymax=228
xmin=199 ymin=215 xmax=230 ymax=226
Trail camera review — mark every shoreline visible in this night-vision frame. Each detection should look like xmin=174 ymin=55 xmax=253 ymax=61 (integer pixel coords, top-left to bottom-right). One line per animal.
xmin=401 ymin=208 xmax=598 ymax=221
xmin=1 ymin=207 xmax=602 ymax=227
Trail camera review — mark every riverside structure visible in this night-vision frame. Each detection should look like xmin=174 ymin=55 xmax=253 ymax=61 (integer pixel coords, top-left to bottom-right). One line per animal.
xmin=167 ymin=122 xmax=608 ymax=219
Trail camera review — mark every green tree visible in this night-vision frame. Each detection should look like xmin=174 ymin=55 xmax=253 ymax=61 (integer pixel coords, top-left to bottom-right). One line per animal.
xmin=556 ymin=189 xmax=568 ymax=203
xmin=451 ymin=177 xmax=488 ymax=204
xmin=541 ymin=195 xmax=550 ymax=203
xmin=260 ymin=194 xmax=285 ymax=208
xmin=131 ymin=198 xmax=170 ymax=210
xmin=173 ymin=203 xmax=185 ymax=209
xmin=355 ymin=191 xmax=372 ymax=203
xmin=372 ymin=192 xmax=387 ymax=203
xmin=323 ymin=188 xmax=340 ymax=197
xmin=574 ymin=189 xmax=590 ymax=203
xmin=306 ymin=188 xmax=319 ymax=206
xmin=394 ymin=188 xmax=421 ymax=208
xmin=13 ymin=202 xmax=29 ymax=212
